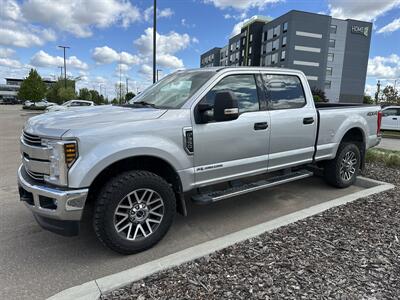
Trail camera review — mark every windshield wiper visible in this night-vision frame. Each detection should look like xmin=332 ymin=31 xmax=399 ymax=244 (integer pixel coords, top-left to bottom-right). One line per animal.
xmin=131 ymin=101 xmax=158 ymax=108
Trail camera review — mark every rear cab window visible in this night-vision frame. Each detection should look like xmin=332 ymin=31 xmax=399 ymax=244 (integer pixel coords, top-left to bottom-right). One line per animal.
xmin=261 ymin=74 xmax=306 ymax=110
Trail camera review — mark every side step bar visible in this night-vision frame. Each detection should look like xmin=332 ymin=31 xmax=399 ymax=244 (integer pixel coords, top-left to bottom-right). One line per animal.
xmin=191 ymin=170 xmax=313 ymax=205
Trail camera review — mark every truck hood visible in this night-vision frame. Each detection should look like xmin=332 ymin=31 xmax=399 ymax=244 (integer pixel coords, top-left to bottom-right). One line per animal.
xmin=24 ymin=105 xmax=167 ymax=137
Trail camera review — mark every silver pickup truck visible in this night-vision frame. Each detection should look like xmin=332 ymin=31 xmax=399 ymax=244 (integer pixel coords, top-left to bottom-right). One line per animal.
xmin=18 ymin=67 xmax=382 ymax=254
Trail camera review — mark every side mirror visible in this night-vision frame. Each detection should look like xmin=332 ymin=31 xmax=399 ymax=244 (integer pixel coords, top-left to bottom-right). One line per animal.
xmin=213 ymin=90 xmax=239 ymax=122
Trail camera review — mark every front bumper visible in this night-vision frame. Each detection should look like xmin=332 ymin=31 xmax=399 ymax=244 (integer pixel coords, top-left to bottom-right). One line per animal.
xmin=17 ymin=165 xmax=89 ymax=236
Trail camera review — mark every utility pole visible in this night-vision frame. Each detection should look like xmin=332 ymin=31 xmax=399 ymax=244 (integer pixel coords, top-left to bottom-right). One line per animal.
xmin=58 ymin=66 xmax=63 ymax=79
xmin=153 ymin=0 xmax=157 ymax=84
xmin=119 ymin=56 xmax=122 ymax=104
xmin=375 ymin=80 xmax=381 ymax=104
xmin=58 ymin=45 xmax=70 ymax=88
xmin=126 ymin=78 xmax=129 ymax=95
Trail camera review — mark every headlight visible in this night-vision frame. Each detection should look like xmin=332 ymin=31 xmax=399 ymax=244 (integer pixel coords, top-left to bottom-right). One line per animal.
xmin=41 ymin=139 xmax=78 ymax=186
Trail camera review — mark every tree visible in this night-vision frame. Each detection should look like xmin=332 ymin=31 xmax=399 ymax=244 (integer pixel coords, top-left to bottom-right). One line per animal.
xmin=47 ymin=78 xmax=76 ymax=104
xmin=57 ymin=87 xmax=76 ymax=102
xmin=381 ymin=85 xmax=399 ymax=104
xmin=363 ymin=95 xmax=374 ymax=104
xmin=111 ymin=98 xmax=119 ymax=105
xmin=78 ymin=88 xmax=92 ymax=100
xmin=17 ymin=69 xmax=47 ymax=102
xmin=311 ymin=87 xmax=328 ymax=102
xmin=125 ymin=91 xmax=136 ymax=101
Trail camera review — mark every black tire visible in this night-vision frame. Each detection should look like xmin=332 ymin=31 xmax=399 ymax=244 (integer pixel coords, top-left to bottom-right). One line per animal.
xmin=93 ymin=170 xmax=176 ymax=254
xmin=324 ymin=142 xmax=361 ymax=188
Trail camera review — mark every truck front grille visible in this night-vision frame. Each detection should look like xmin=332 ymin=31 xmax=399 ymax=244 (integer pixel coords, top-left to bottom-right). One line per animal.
xmin=25 ymin=168 xmax=45 ymax=181
xmin=22 ymin=131 xmax=42 ymax=147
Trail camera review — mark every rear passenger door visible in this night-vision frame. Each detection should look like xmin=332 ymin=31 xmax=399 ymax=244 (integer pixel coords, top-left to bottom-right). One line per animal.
xmin=261 ymin=74 xmax=317 ymax=171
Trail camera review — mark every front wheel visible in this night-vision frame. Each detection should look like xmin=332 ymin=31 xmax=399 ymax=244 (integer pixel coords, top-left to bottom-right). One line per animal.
xmin=93 ymin=170 xmax=176 ymax=254
xmin=324 ymin=143 xmax=361 ymax=188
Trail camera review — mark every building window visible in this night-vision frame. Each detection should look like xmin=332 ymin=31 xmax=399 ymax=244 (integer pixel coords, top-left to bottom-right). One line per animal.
xmin=266 ymin=55 xmax=271 ymax=65
xmin=230 ymin=44 xmax=234 ymax=51
xmin=242 ymin=38 xmax=246 ymax=46
xmin=327 ymin=53 xmax=334 ymax=62
xmin=249 ymin=46 xmax=252 ymax=54
xmin=283 ymin=22 xmax=288 ymax=33
xmin=266 ymin=41 xmax=272 ymax=52
xmin=248 ymin=58 xmax=252 ymax=65
xmin=250 ymin=34 xmax=253 ymax=42
xmin=281 ymin=50 xmax=286 ymax=61
xmin=272 ymin=39 xmax=279 ymax=51
xmin=271 ymin=53 xmax=278 ymax=64
xmin=236 ymin=41 xmax=240 ymax=49
xmin=329 ymin=39 xmax=335 ymax=48
xmin=235 ymin=52 xmax=239 ymax=60
xmin=242 ymin=49 xmax=245 ymax=57
xmin=326 ymin=67 xmax=333 ymax=76
xmin=273 ymin=25 xmax=280 ymax=37
xmin=282 ymin=36 xmax=287 ymax=47
xmin=267 ymin=28 xmax=273 ymax=40
xmin=325 ymin=80 xmax=332 ymax=89
xmin=330 ymin=25 xmax=337 ymax=34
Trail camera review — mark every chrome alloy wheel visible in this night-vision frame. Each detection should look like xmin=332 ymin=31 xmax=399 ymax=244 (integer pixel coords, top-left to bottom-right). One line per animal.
xmin=113 ymin=188 xmax=164 ymax=241
xmin=340 ymin=151 xmax=357 ymax=181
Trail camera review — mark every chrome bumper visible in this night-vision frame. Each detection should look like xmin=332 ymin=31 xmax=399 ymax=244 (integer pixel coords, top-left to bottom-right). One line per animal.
xmin=17 ymin=165 xmax=88 ymax=221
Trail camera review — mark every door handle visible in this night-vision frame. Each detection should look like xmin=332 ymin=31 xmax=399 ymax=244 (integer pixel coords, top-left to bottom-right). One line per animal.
xmin=254 ymin=122 xmax=268 ymax=130
xmin=393 ymin=117 xmax=398 ymax=120
xmin=303 ymin=117 xmax=314 ymax=125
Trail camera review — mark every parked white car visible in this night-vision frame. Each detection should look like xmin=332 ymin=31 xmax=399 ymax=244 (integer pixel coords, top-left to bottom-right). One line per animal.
xmin=46 ymin=100 xmax=95 ymax=112
xmin=24 ymin=100 xmax=55 ymax=108
xmin=381 ymin=106 xmax=400 ymax=131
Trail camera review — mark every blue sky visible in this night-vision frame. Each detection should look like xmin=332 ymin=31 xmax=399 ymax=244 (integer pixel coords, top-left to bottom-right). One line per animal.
xmin=0 ymin=0 xmax=399 ymax=98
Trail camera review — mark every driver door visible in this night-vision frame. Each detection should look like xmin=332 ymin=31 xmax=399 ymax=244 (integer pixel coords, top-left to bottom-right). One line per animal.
xmin=192 ymin=73 xmax=270 ymax=187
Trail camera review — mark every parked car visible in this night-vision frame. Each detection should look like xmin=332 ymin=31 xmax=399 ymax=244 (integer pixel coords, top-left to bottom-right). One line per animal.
xmin=24 ymin=100 xmax=34 ymax=107
xmin=24 ymin=100 xmax=55 ymax=108
xmin=46 ymin=100 xmax=95 ymax=112
xmin=0 ymin=98 xmax=20 ymax=105
xmin=18 ymin=67 xmax=382 ymax=254
xmin=381 ymin=106 xmax=400 ymax=131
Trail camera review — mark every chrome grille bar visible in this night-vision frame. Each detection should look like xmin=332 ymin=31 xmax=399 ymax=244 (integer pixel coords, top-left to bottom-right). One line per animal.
xmin=22 ymin=131 xmax=42 ymax=147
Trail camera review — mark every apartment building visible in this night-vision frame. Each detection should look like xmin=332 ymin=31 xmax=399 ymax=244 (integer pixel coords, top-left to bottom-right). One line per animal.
xmin=200 ymin=10 xmax=372 ymax=103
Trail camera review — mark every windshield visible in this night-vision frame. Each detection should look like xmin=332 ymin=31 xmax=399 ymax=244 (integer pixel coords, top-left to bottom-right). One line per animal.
xmin=129 ymin=70 xmax=215 ymax=109
xmin=62 ymin=100 xmax=72 ymax=106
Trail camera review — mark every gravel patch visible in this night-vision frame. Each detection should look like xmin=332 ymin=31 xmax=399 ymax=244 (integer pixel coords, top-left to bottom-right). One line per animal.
xmin=103 ymin=163 xmax=400 ymax=300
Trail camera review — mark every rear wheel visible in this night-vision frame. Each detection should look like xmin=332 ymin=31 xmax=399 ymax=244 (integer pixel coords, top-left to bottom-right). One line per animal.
xmin=93 ymin=170 xmax=176 ymax=254
xmin=324 ymin=142 xmax=361 ymax=188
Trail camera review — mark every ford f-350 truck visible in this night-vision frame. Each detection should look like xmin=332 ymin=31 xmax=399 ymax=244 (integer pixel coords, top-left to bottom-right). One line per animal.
xmin=18 ymin=67 xmax=382 ymax=254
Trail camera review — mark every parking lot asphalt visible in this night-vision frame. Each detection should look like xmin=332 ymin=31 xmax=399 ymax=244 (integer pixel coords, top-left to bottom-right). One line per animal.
xmin=0 ymin=105 xmax=367 ymax=299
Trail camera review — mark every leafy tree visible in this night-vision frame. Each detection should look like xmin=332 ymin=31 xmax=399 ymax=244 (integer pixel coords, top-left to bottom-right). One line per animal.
xmin=17 ymin=69 xmax=47 ymax=102
xmin=381 ymin=85 xmax=399 ymax=104
xmin=125 ymin=91 xmax=136 ymax=101
xmin=363 ymin=95 xmax=374 ymax=104
xmin=47 ymin=78 xmax=76 ymax=104
xmin=111 ymin=98 xmax=119 ymax=105
xmin=311 ymin=87 xmax=328 ymax=102
xmin=78 ymin=88 xmax=92 ymax=100
xmin=57 ymin=87 xmax=76 ymax=102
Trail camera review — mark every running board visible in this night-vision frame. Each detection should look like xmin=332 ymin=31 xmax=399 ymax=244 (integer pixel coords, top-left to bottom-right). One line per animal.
xmin=191 ymin=170 xmax=313 ymax=205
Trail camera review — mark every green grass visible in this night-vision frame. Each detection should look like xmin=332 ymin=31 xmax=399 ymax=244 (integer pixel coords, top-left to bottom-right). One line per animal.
xmin=366 ymin=148 xmax=400 ymax=167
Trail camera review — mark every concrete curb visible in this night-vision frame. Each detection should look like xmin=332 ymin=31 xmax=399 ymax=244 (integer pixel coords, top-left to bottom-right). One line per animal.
xmin=48 ymin=176 xmax=394 ymax=300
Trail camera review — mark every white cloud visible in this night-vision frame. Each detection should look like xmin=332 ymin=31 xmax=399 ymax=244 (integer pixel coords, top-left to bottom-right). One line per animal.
xmin=21 ymin=0 xmax=140 ymax=38
xmin=0 ymin=57 xmax=22 ymax=68
xmin=367 ymin=54 xmax=400 ymax=79
xmin=92 ymin=46 xmax=140 ymax=65
xmin=0 ymin=20 xmax=56 ymax=48
xmin=143 ymin=6 xmax=174 ymax=22
xmin=138 ymin=64 xmax=153 ymax=78
xmin=328 ymin=0 xmax=400 ymax=22
xmin=365 ymin=84 xmax=377 ymax=97
xmin=134 ymin=28 xmax=191 ymax=56
xmin=134 ymin=28 xmax=192 ymax=69
xmin=377 ymin=18 xmax=400 ymax=33
xmin=0 ymin=47 xmax=15 ymax=58
xmin=30 ymin=50 xmax=88 ymax=70
xmin=205 ymin=0 xmax=282 ymax=10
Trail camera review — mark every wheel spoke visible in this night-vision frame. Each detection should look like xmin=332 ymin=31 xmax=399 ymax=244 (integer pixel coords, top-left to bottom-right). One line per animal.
xmin=149 ymin=211 xmax=163 ymax=218
xmin=117 ymin=205 xmax=131 ymax=210
xmin=145 ymin=220 xmax=153 ymax=234
xmin=126 ymin=195 xmax=133 ymax=207
xmin=147 ymin=218 xmax=161 ymax=224
xmin=150 ymin=203 xmax=163 ymax=212
xmin=126 ymin=223 xmax=133 ymax=239
xmin=115 ymin=212 xmax=128 ymax=217
xmin=143 ymin=190 xmax=154 ymax=203
xmin=117 ymin=221 xmax=130 ymax=233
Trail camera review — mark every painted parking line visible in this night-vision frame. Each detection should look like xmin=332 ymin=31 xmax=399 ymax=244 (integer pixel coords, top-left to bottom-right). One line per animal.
xmin=48 ymin=176 xmax=394 ymax=300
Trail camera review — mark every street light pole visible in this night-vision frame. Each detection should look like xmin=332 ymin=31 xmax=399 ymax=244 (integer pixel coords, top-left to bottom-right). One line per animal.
xmin=58 ymin=45 xmax=70 ymax=88
xmin=58 ymin=66 xmax=63 ymax=79
xmin=153 ymin=0 xmax=157 ymax=84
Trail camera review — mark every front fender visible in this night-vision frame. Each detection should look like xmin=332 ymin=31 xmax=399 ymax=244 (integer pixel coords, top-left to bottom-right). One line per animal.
xmin=68 ymin=135 xmax=193 ymax=188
